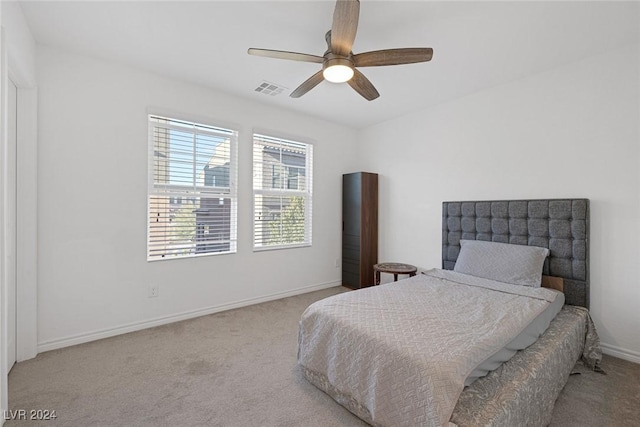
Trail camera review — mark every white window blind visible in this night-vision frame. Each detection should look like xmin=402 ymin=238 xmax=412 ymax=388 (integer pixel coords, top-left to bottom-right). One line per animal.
xmin=253 ymin=133 xmax=313 ymax=250
xmin=148 ymin=115 xmax=237 ymax=260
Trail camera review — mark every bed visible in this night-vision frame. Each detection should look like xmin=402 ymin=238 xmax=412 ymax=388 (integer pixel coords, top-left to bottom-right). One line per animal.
xmin=298 ymin=199 xmax=602 ymax=427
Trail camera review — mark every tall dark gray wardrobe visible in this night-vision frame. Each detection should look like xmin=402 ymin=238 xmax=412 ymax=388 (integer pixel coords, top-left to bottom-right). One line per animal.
xmin=342 ymin=172 xmax=378 ymax=289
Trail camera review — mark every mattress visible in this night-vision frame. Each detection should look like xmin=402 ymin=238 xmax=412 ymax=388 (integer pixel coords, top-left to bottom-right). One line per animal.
xmin=298 ymin=269 xmax=564 ymax=427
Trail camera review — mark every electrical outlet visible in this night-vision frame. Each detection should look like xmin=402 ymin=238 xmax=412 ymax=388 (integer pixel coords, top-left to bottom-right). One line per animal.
xmin=334 ymin=258 xmax=341 ymax=268
xmin=148 ymin=284 xmax=159 ymax=298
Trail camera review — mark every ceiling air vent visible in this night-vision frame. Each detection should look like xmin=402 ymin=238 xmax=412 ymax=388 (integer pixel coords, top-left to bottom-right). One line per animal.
xmin=254 ymin=81 xmax=287 ymax=96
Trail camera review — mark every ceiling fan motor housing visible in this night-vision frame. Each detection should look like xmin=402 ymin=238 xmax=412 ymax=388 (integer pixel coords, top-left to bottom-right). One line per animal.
xmin=323 ymin=55 xmax=354 ymax=71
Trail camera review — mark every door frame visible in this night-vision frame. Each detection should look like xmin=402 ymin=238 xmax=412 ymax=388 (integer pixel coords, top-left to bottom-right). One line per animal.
xmin=7 ymin=47 xmax=38 ymax=364
xmin=6 ymin=76 xmax=16 ymax=372
xmin=0 ymin=24 xmax=38 ymax=374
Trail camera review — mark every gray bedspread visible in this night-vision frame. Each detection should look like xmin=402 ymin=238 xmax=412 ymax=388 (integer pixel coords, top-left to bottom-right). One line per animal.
xmin=451 ymin=305 xmax=601 ymax=426
xmin=298 ymin=270 xmax=564 ymax=427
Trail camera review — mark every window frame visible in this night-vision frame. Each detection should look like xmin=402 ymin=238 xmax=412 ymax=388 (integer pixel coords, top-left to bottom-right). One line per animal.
xmin=252 ymin=131 xmax=314 ymax=252
xmin=147 ymin=112 xmax=239 ymax=261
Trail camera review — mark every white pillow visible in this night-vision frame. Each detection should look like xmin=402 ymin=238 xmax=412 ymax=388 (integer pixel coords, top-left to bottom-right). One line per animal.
xmin=453 ymin=240 xmax=549 ymax=287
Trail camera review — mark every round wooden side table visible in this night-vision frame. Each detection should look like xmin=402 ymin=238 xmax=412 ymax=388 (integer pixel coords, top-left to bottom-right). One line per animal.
xmin=373 ymin=262 xmax=418 ymax=285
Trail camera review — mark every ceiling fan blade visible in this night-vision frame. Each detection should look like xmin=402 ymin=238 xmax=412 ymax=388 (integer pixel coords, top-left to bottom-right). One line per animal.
xmin=290 ymin=70 xmax=325 ymax=98
xmin=331 ymin=0 xmax=360 ymax=56
xmin=353 ymin=48 xmax=434 ymax=67
xmin=248 ymin=48 xmax=324 ymax=64
xmin=347 ymin=69 xmax=379 ymax=101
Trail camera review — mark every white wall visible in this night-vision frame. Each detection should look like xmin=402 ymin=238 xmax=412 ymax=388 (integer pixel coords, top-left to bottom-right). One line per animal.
xmin=36 ymin=46 xmax=358 ymax=351
xmin=357 ymin=44 xmax=640 ymax=362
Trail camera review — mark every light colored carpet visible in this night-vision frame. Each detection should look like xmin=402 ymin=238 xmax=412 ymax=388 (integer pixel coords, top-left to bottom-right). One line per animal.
xmin=7 ymin=287 xmax=640 ymax=426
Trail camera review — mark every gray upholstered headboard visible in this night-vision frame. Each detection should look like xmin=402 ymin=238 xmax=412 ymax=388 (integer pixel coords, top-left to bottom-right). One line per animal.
xmin=442 ymin=199 xmax=589 ymax=308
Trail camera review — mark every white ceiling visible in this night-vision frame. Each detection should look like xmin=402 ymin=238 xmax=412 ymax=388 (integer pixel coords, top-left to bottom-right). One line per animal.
xmin=19 ymin=1 xmax=639 ymax=129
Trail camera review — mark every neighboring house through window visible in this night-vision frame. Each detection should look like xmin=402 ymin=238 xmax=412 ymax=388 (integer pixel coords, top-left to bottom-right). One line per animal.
xmin=148 ymin=114 xmax=238 ymax=260
xmin=253 ymin=133 xmax=313 ymax=250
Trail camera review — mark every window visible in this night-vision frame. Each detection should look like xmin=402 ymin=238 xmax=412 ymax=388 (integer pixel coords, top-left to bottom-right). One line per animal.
xmin=253 ymin=133 xmax=313 ymax=250
xmin=148 ymin=114 xmax=237 ymax=260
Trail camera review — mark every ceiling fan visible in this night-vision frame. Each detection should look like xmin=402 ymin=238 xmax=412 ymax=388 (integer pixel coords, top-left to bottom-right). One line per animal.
xmin=248 ymin=0 xmax=433 ymax=101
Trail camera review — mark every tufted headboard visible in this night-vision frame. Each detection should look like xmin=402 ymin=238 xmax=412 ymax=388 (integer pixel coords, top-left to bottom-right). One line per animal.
xmin=442 ymin=199 xmax=589 ymax=308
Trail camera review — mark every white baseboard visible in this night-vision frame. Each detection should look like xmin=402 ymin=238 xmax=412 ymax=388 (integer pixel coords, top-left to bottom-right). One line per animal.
xmin=601 ymin=342 xmax=640 ymax=364
xmin=37 ymin=280 xmax=341 ymax=354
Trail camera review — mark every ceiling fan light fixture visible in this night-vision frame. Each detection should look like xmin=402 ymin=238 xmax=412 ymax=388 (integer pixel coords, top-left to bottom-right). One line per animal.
xmin=322 ymin=58 xmax=354 ymax=83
